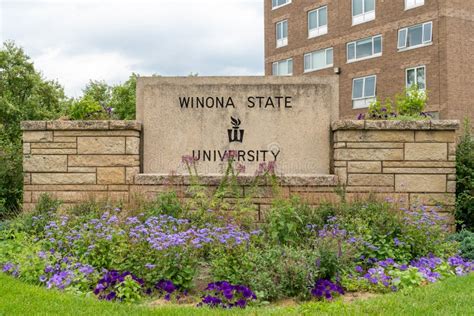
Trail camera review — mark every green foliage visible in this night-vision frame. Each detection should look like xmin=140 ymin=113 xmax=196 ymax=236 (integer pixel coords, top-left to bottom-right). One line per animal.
xmin=360 ymin=85 xmax=429 ymax=120
xmin=367 ymin=98 xmax=395 ymax=120
xmin=145 ymin=192 xmax=183 ymax=219
xmin=68 ymin=95 xmax=109 ymax=120
xmin=35 ymin=193 xmax=62 ymax=214
xmin=315 ymin=246 xmax=340 ymax=280
xmin=388 ymin=267 xmax=424 ymax=290
xmin=110 ymin=74 xmax=137 ymax=120
xmin=0 ymin=136 xmax=22 ymax=216
xmin=67 ymin=75 xmax=137 ymax=120
xmin=401 ymin=206 xmax=456 ymax=259
xmin=265 ymin=197 xmax=324 ymax=246
xmin=0 ymin=41 xmax=68 ymax=216
xmin=449 ymin=230 xmax=474 ymax=260
xmin=455 ymin=119 xmax=474 ymax=230
xmin=67 ymin=80 xmax=113 ymax=119
xmin=82 ymin=80 xmax=112 ymax=106
xmin=210 ymin=243 xmax=319 ymax=301
xmin=116 ymin=275 xmax=142 ymax=303
xmin=395 ymin=85 xmax=428 ymax=116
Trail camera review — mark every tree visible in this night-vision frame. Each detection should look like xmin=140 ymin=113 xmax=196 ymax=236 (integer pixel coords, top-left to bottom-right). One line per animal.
xmin=82 ymin=80 xmax=112 ymax=107
xmin=0 ymin=41 xmax=68 ymax=215
xmin=456 ymin=119 xmax=474 ymax=230
xmin=67 ymin=74 xmax=137 ymax=120
xmin=110 ymin=73 xmax=137 ymax=120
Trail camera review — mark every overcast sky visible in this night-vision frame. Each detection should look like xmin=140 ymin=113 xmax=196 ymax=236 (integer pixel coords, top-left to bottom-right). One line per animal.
xmin=0 ymin=0 xmax=264 ymax=97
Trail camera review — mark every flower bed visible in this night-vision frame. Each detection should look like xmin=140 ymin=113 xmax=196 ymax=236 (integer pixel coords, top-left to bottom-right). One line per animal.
xmin=1 ymin=193 xmax=473 ymax=309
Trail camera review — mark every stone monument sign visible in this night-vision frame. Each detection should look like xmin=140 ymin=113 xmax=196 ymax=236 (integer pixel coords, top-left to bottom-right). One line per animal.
xmin=136 ymin=76 xmax=339 ymax=175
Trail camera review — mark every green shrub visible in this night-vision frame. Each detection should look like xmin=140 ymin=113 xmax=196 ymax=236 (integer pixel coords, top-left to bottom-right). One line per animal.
xmin=367 ymin=98 xmax=396 ymax=120
xmin=449 ymin=230 xmax=474 ymax=260
xmin=145 ymin=192 xmax=183 ymax=219
xmin=327 ymin=201 xmax=455 ymax=262
xmin=358 ymin=85 xmax=430 ymax=121
xmin=35 ymin=194 xmax=62 ymax=214
xmin=0 ymin=135 xmax=22 ymax=217
xmin=264 ymin=197 xmax=327 ymax=246
xmin=396 ymin=85 xmax=428 ymax=116
xmin=116 ymin=275 xmax=142 ymax=303
xmin=210 ymin=243 xmax=319 ymax=301
xmin=455 ymin=119 xmax=474 ymax=230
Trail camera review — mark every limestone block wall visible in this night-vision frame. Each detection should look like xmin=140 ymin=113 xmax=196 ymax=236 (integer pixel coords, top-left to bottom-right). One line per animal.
xmin=332 ymin=120 xmax=459 ymax=216
xmin=130 ymin=174 xmax=339 ymax=222
xmin=21 ymin=121 xmax=141 ymax=210
xmin=21 ymin=120 xmax=459 ymax=220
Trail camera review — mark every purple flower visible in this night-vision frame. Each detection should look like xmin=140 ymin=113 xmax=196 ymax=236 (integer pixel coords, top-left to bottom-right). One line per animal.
xmin=199 ymin=282 xmax=256 ymax=309
xmin=311 ymin=279 xmax=344 ymax=301
xmin=145 ymin=263 xmax=156 ymax=270
xmin=78 ymin=265 xmax=95 ymax=275
xmin=105 ymin=291 xmax=116 ymax=301
xmin=2 ymin=263 xmax=15 ymax=273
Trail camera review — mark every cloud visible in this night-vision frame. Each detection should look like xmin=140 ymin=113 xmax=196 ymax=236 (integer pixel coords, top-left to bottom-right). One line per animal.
xmin=34 ymin=48 xmax=141 ymax=97
xmin=1 ymin=0 xmax=264 ymax=97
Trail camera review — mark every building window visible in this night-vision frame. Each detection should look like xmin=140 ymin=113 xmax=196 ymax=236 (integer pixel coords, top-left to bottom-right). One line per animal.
xmin=276 ymin=20 xmax=288 ymax=48
xmin=398 ymin=22 xmax=432 ymax=50
xmin=308 ymin=6 xmax=328 ymax=38
xmin=352 ymin=0 xmax=375 ymax=26
xmin=347 ymin=35 xmax=382 ymax=62
xmin=405 ymin=0 xmax=424 ymax=10
xmin=304 ymin=48 xmax=333 ymax=73
xmin=352 ymin=75 xmax=376 ymax=109
xmin=406 ymin=66 xmax=426 ymax=90
xmin=272 ymin=58 xmax=293 ymax=76
xmin=272 ymin=0 xmax=291 ymax=10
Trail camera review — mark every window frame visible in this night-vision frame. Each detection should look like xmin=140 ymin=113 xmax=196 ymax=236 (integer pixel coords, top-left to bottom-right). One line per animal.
xmin=398 ymin=21 xmax=433 ymax=51
xmin=308 ymin=6 xmax=328 ymax=39
xmin=352 ymin=0 xmax=376 ymax=26
xmin=405 ymin=0 xmax=425 ymax=10
xmin=347 ymin=35 xmax=383 ymax=63
xmin=272 ymin=58 xmax=293 ymax=76
xmin=405 ymin=65 xmax=426 ymax=90
xmin=272 ymin=0 xmax=292 ymax=10
xmin=303 ymin=47 xmax=334 ymax=73
xmin=352 ymin=75 xmax=377 ymax=109
xmin=276 ymin=20 xmax=288 ymax=48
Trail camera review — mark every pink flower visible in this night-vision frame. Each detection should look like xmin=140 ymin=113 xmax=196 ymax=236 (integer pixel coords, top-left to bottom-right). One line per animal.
xmin=236 ymin=163 xmax=246 ymax=174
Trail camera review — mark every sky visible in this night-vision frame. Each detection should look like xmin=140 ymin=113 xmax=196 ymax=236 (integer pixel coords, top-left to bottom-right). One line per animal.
xmin=0 ymin=0 xmax=264 ymax=97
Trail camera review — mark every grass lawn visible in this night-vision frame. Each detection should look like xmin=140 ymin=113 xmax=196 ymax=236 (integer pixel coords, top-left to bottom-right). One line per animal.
xmin=0 ymin=273 xmax=473 ymax=316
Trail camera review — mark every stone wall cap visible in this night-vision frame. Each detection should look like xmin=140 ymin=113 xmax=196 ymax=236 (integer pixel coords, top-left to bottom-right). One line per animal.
xmin=21 ymin=120 xmax=142 ymax=131
xmin=21 ymin=121 xmax=47 ymax=130
xmin=138 ymin=76 xmax=339 ymax=86
xmin=135 ymin=174 xmax=338 ymax=186
xmin=332 ymin=120 xmax=460 ymax=131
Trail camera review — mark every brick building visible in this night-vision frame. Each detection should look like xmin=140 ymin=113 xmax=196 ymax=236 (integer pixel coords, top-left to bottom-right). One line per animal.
xmin=264 ymin=0 xmax=474 ymax=121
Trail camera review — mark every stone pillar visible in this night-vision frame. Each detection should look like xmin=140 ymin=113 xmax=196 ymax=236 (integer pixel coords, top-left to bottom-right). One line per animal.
xmin=332 ymin=120 xmax=459 ymax=215
xmin=21 ymin=121 xmax=141 ymax=210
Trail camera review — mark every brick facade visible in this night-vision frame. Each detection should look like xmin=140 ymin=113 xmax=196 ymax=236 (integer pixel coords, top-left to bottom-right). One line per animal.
xmin=21 ymin=120 xmax=459 ymax=221
xmin=264 ymin=0 xmax=474 ymax=123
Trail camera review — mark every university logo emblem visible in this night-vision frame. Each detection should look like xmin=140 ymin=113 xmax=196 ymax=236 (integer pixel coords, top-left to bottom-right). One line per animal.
xmin=228 ymin=116 xmax=244 ymax=143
